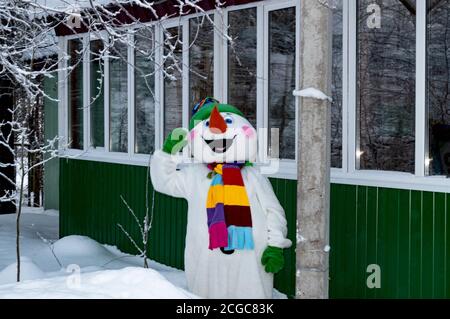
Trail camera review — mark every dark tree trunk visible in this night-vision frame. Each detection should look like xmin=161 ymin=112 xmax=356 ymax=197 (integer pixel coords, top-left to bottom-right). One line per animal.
xmin=0 ymin=76 xmax=16 ymax=214
xmin=25 ymin=82 xmax=44 ymax=208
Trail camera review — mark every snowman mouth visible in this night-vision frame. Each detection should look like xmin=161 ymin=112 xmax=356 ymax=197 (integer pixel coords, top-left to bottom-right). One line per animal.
xmin=204 ymin=136 xmax=236 ymax=153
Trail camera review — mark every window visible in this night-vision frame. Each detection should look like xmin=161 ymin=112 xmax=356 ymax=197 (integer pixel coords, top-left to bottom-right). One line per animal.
xmin=109 ymin=41 xmax=128 ymax=153
xmin=67 ymin=38 xmax=84 ymax=150
xmin=189 ymin=15 xmax=214 ymax=111
xmin=163 ymin=27 xmax=183 ymax=139
xmin=357 ymin=0 xmax=416 ymax=173
xmin=267 ymin=7 xmax=296 ymax=160
xmin=59 ymin=0 xmax=450 ymax=189
xmin=331 ymin=0 xmax=343 ymax=168
xmin=427 ymin=0 xmax=450 ymax=176
xmin=90 ymin=39 xmax=104 ymax=149
xmin=135 ymin=28 xmax=155 ymax=154
xmin=228 ymin=8 xmax=257 ymax=127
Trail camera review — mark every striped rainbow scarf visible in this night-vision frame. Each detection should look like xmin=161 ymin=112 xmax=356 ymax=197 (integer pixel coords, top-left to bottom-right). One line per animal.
xmin=206 ymin=163 xmax=254 ymax=251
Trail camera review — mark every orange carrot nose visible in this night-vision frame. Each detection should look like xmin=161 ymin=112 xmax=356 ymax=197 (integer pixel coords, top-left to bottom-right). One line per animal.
xmin=209 ymin=105 xmax=227 ymax=134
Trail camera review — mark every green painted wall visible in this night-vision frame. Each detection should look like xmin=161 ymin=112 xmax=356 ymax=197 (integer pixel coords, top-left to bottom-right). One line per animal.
xmin=330 ymin=184 xmax=450 ymax=298
xmin=60 ymin=159 xmax=450 ymax=298
xmin=59 ymin=159 xmax=297 ymax=297
xmin=43 ymin=76 xmax=59 ymax=211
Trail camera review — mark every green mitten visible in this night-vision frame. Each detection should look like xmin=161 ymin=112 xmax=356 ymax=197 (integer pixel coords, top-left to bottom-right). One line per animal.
xmin=261 ymin=246 xmax=284 ymax=274
xmin=162 ymin=128 xmax=188 ymax=154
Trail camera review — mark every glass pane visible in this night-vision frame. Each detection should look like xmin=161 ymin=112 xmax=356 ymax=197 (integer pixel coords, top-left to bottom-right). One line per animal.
xmin=267 ymin=7 xmax=296 ymax=160
xmin=67 ymin=38 xmax=84 ymax=150
xmin=109 ymin=41 xmax=128 ymax=153
xmin=189 ymin=15 xmax=214 ymax=113
xmin=228 ymin=8 xmax=257 ymax=126
xmin=427 ymin=0 xmax=450 ymax=176
xmin=135 ymin=28 xmax=155 ymax=154
xmin=164 ymin=27 xmax=183 ymax=138
xmin=331 ymin=1 xmax=343 ymax=168
xmin=90 ymin=39 xmax=104 ymax=148
xmin=357 ymin=0 xmax=415 ymax=172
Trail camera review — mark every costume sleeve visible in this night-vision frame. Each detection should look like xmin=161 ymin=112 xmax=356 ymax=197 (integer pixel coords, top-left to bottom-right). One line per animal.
xmin=150 ymin=150 xmax=190 ymax=199
xmin=251 ymin=169 xmax=292 ymax=249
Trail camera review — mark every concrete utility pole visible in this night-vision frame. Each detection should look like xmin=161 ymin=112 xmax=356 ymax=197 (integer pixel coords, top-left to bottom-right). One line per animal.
xmin=295 ymin=1 xmax=332 ymax=299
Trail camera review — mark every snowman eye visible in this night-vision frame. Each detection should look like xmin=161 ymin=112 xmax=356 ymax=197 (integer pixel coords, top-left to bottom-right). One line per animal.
xmin=204 ymin=120 xmax=210 ymax=127
xmin=224 ymin=116 xmax=233 ymax=124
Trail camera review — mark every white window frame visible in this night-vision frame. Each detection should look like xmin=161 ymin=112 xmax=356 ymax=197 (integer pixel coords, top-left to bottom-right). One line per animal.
xmin=223 ymin=2 xmax=263 ymax=159
xmin=133 ymin=26 xmax=158 ymax=159
xmin=159 ymin=18 xmax=187 ymax=155
xmin=57 ymin=0 xmax=450 ymax=193
xmin=332 ymin=0 xmax=450 ymax=193
xmin=107 ymin=33 xmax=131 ymax=157
xmin=63 ymin=34 xmax=88 ymax=154
xmin=221 ymin=0 xmax=300 ymax=179
xmin=154 ymin=23 xmax=163 ymax=152
xmin=87 ymin=32 xmax=108 ymax=153
xmin=185 ymin=12 xmax=221 ymax=110
xmin=57 ymin=0 xmax=306 ymax=177
xmin=416 ymin=0 xmax=427 ymax=177
xmin=263 ymin=1 xmax=300 ymax=178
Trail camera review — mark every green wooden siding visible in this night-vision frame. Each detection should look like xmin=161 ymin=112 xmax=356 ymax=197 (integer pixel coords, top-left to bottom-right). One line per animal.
xmin=330 ymin=184 xmax=450 ymax=298
xmin=43 ymin=75 xmax=59 ymax=210
xmin=60 ymin=159 xmax=297 ymax=297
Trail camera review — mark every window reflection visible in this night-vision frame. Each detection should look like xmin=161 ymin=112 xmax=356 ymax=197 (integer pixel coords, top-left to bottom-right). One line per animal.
xmin=90 ymin=39 xmax=104 ymax=149
xmin=189 ymin=15 xmax=214 ymax=112
xmin=228 ymin=8 xmax=257 ymax=127
xmin=357 ymin=0 xmax=416 ymax=172
xmin=427 ymin=0 xmax=450 ymax=176
xmin=135 ymin=28 xmax=155 ymax=154
xmin=164 ymin=27 xmax=183 ymax=139
xmin=68 ymin=39 xmax=84 ymax=150
xmin=331 ymin=1 xmax=343 ymax=168
xmin=268 ymin=7 xmax=296 ymax=160
xmin=109 ymin=41 xmax=128 ymax=153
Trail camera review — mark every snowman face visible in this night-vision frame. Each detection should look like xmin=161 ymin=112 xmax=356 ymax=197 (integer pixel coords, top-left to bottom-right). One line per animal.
xmin=188 ymin=111 xmax=257 ymax=164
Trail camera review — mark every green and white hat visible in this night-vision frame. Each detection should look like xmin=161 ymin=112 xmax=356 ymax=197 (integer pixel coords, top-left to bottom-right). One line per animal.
xmin=189 ymin=97 xmax=244 ymax=130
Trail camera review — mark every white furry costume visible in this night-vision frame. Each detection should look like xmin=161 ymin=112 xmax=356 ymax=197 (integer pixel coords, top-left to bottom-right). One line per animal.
xmin=150 ymin=151 xmax=291 ymax=298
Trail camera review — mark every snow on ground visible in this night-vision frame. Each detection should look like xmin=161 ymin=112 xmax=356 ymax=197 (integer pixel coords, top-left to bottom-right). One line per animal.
xmin=0 ymin=267 xmax=194 ymax=299
xmin=0 ymin=207 xmax=286 ymax=299
xmin=0 ymin=207 xmax=58 ymax=274
xmin=0 ymin=207 xmax=194 ymax=299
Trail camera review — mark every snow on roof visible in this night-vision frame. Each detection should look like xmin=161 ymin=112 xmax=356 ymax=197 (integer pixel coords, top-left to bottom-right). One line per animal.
xmin=22 ymin=31 xmax=59 ymax=61
xmin=20 ymin=1 xmax=115 ymax=60
xmin=24 ymin=1 xmax=119 ymax=59
xmin=36 ymin=0 xmax=115 ymax=11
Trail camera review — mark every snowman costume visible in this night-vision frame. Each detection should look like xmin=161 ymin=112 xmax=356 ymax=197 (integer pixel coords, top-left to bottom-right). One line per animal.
xmin=150 ymin=98 xmax=291 ymax=299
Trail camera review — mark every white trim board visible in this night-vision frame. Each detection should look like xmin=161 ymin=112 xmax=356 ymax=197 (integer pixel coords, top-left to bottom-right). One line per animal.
xmin=58 ymin=151 xmax=450 ymax=193
xmin=331 ymin=170 xmax=450 ymax=194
